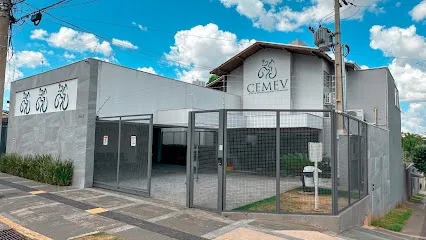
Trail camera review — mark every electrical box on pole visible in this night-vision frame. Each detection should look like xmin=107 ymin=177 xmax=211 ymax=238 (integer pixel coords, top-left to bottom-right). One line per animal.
xmin=314 ymin=27 xmax=334 ymax=52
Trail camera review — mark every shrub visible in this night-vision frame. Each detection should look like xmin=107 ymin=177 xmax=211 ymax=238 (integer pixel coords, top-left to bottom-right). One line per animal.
xmin=280 ymin=153 xmax=331 ymax=177
xmin=413 ymin=145 xmax=426 ymax=173
xmin=0 ymin=153 xmax=73 ymax=186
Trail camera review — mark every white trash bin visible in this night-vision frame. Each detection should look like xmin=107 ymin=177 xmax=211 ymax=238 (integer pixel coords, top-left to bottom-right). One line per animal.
xmin=302 ymin=166 xmax=322 ymax=191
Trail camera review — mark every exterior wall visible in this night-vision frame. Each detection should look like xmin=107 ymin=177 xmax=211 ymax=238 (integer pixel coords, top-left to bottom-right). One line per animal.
xmin=386 ymin=70 xmax=405 ymax=204
xmin=291 ymin=54 xmax=324 ymax=110
xmin=368 ymin=125 xmax=391 ymax=218
xmin=226 ymin=66 xmax=243 ymax=97
xmin=346 ymin=68 xmax=387 ymax=125
xmin=243 ymin=48 xmax=291 ymax=109
xmin=6 ymin=59 xmax=98 ymax=188
xmin=96 ymin=61 xmax=242 ymax=126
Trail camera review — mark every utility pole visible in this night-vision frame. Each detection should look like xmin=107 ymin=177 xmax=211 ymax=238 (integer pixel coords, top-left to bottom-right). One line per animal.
xmin=0 ymin=0 xmax=10 ymax=138
xmin=333 ymin=0 xmax=344 ymax=130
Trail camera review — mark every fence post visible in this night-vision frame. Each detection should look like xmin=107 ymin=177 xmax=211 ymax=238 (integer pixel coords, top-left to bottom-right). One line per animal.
xmin=276 ymin=111 xmax=280 ymax=212
xmin=116 ymin=117 xmax=122 ymax=189
xmin=147 ymin=115 xmax=153 ymax=196
xmin=331 ymin=110 xmax=338 ymax=215
xmin=347 ymin=117 xmax=351 ymax=205
xmin=186 ymin=111 xmax=194 ymax=208
xmin=218 ymin=109 xmax=225 ymax=212
xmin=358 ymin=121 xmax=361 ymax=199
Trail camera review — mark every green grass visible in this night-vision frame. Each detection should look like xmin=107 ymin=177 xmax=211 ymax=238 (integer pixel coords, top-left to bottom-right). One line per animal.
xmin=371 ymin=206 xmax=413 ymax=232
xmin=0 ymin=153 xmax=73 ymax=186
xmin=409 ymin=193 xmax=425 ymax=203
xmin=234 ymin=195 xmax=277 ymax=211
xmin=233 ymin=187 xmax=359 ymax=212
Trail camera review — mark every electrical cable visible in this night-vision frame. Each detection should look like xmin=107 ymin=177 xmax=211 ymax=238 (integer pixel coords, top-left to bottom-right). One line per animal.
xmin=46 ymin=15 xmax=239 ymax=42
xmin=50 ymin=0 xmax=99 ymax=9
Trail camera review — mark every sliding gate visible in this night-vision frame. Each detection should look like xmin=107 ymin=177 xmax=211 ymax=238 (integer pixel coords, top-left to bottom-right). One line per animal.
xmin=93 ymin=114 xmax=153 ymax=196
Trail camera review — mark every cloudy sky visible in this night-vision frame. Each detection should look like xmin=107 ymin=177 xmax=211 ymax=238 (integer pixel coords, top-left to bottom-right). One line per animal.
xmin=7 ymin=0 xmax=426 ymax=133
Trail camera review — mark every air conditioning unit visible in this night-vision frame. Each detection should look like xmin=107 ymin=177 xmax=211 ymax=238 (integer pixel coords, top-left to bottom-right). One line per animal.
xmin=324 ymin=92 xmax=334 ymax=105
xmin=346 ymin=109 xmax=364 ymax=121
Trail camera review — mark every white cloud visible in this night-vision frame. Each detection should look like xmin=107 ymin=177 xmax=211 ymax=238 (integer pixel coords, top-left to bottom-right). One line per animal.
xmin=165 ymin=23 xmax=255 ymax=82
xmin=369 ymin=25 xmax=426 ymax=133
xmin=360 ymin=65 xmax=369 ymax=69
xmin=30 ymin=29 xmax=48 ymax=40
xmin=11 ymin=51 xmax=48 ymax=68
xmin=388 ymin=59 xmax=426 ymax=102
xmin=5 ymin=50 xmax=47 ymax=88
xmin=402 ymin=103 xmax=426 ymax=133
xmin=395 ymin=2 xmax=401 ymax=7
xmin=33 ymin=27 xmax=113 ymax=56
xmin=112 ymin=38 xmax=138 ymax=50
xmin=64 ymin=52 xmax=75 ymax=59
xmin=370 ymin=25 xmax=426 ymax=59
xmin=137 ymin=66 xmax=156 ymax=74
xmin=132 ymin=22 xmax=147 ymax=31
xmin=410 ymin=0 xmax=426 ymax=22
xmin=219 ymin=0 xmax=383 ymax=31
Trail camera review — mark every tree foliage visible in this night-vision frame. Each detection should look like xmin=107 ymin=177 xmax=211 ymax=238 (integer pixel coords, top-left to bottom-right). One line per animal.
xmin=413 ymin=145 xmax=426 ymax=173
xmin=208 ymin=74 xmax=219 ymax=84
xmin=402 ymin=133 xmax=424 ymax=162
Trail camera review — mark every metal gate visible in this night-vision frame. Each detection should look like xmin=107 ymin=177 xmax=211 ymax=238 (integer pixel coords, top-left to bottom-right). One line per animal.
xmin=187 ymin=110 xmax=223 ymax=211
xmin=93 ymin=114 xmax=153 ymax=196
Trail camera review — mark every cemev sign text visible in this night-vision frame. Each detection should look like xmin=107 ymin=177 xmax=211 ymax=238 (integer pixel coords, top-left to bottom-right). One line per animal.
xmin=246 ymin=59 xmax=289 ymax=94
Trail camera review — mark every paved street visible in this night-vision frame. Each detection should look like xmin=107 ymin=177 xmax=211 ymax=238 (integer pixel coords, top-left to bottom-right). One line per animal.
xmin=0 ymin=172 xmax=422 ymax=240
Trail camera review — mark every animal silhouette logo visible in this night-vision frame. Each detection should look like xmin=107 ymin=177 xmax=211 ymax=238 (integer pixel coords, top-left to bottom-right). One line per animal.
xmin=258 ymin=60 xmax=277 ymax=79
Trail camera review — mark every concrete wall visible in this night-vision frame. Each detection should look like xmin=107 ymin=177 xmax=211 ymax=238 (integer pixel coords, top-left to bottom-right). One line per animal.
xmin=223 ymin=196 xmax=371 ymax=233
xmin=386 ymin=70 xmax=405 ymax=204
xmin=346 ymin=68 xmax=387 ymax=125
xmin=96 ymin=61 xmax=241 ymax=126
xmin=7 ymin=59 xmax=98 ymax=188
xmin=368 ymin=125 xmax=391 ymax=219
xmin=226 ymin=66 xmax=243 ymax=97
xmin=291 ymin=54 xmax=324 ymax=110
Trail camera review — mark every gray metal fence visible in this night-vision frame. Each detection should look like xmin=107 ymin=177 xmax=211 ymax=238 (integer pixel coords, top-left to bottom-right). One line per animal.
xmin=187 ymin=109 xmax=370 ymax=215
xmin=93 ymin=114 xmax=153 ymax=196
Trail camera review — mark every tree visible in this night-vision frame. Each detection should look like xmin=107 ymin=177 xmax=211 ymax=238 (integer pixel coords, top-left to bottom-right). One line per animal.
xmin=402 ymin=133 xmax=423 ymax=162
xmin=413 ymin=145 xmax=426 ymax=173
xmin=208 ymin=74 xmax=219 ymax=84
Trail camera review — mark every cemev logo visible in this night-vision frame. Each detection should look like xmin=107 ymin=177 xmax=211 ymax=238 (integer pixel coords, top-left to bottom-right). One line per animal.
xmin=258 ymin=60 xmax=277 ymax=79
xmin=247 ymin=59 xmax=289 ymax=94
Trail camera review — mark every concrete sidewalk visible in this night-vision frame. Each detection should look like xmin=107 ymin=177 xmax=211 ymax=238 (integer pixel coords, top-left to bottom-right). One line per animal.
xmin=0 ymin=172 xmax=420 ymax=240
xmin=401 ymin=195 xmax=426 ymax=238
xmin=0 ymin=172 xmax=327 ymax=240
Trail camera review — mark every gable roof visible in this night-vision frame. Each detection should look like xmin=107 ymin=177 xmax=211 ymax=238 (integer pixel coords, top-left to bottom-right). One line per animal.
xmin=210 ymin=40 xmax=360 ymax=76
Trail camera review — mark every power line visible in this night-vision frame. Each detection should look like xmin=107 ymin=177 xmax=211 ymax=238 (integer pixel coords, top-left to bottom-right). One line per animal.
xmin=21 ymin=3 xmax=217 ymax=71
xmin=48 ymin=15 xmax=240 ymax=42
xmin=51 ymin=0 xmax=99 ymax=9
xmin=14 ymin=0 xmax=72 ymax=23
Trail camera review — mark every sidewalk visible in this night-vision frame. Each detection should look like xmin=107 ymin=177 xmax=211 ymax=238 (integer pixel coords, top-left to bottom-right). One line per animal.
xmin=0 ymin=172 xmax=420 ymax=240
xmin=0 ymin=172 xmax=330 ymax=240
xmin=401 ymin=193 xmax=426 ymax=238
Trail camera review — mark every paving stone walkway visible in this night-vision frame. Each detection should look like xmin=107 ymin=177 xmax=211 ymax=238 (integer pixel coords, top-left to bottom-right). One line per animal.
xmin=0 ymin=172 xmax=421 ymax=240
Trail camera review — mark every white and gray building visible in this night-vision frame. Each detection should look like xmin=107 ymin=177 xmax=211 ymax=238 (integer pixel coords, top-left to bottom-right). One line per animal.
xmin=5 ymin=40 xmax=404 ymax=232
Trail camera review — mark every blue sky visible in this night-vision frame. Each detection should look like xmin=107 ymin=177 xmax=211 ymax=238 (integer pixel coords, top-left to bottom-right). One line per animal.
xmin=7 ymin=0 xmax=426 ymax=133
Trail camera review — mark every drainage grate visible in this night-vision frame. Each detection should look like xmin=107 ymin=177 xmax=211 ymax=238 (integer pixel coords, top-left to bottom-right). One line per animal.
xmin=0 ymin=229 xmax=28 ymax=240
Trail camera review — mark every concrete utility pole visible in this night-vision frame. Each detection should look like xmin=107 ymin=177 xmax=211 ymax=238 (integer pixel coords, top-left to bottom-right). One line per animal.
xmin=334 ymin=0 xmax=344 ymax=129
xmin=0 ymin=0 xmax=10 ymax=136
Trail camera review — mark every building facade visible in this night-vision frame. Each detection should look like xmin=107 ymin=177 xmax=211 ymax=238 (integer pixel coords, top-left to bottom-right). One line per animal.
xmin=6 ymin=40 xmax=404 ymax=231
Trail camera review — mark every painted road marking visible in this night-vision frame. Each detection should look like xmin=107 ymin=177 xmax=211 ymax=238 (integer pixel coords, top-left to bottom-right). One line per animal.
xmin=29 ymin=190 xmax=47 ymax=195
xmin=0 ymin=215 xmax=52 ymax=240
xmin=86 ymin=207 xmax=109 ymax=214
